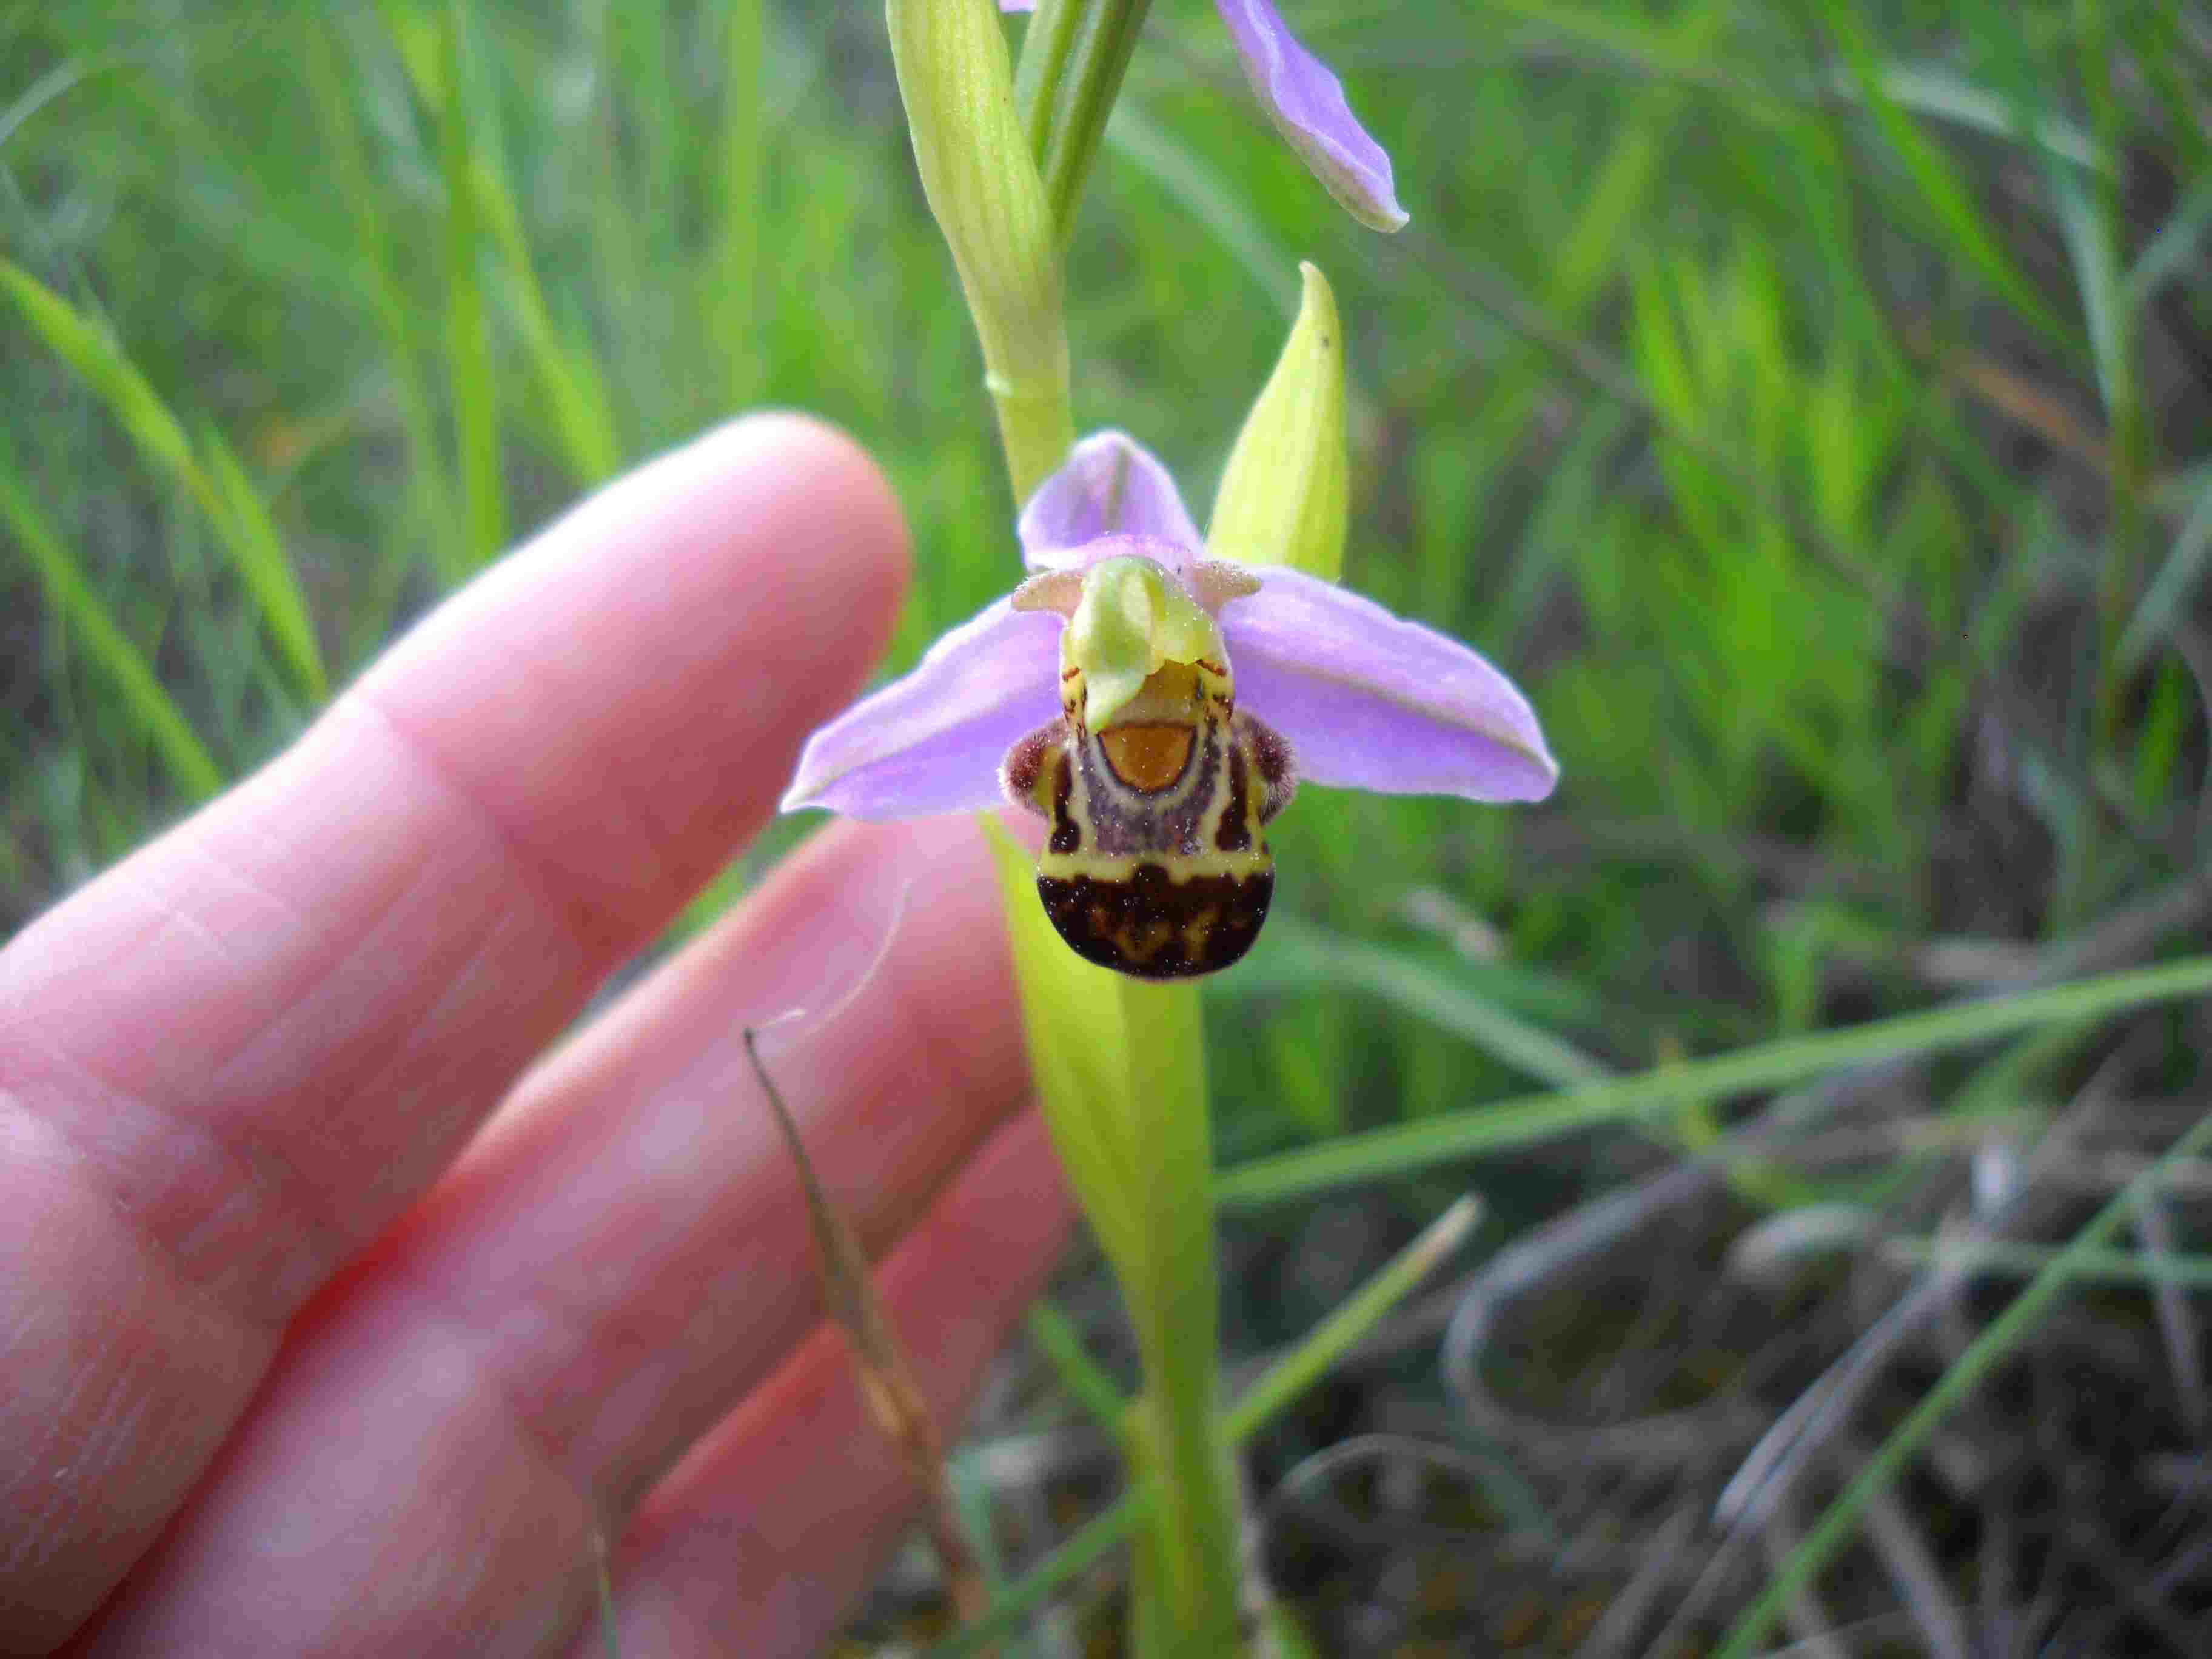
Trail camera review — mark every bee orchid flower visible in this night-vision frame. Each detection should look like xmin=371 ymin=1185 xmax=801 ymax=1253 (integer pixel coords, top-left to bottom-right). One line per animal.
xmin=782 ymin=432 xmax=1555 ymax=977
xmin=999 ymin=0 xmax=1406 ymax=232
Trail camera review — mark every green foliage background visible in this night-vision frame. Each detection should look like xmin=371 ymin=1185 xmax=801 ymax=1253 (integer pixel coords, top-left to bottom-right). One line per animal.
xmin=5 ymin=0 xmax=2208 ymax=1285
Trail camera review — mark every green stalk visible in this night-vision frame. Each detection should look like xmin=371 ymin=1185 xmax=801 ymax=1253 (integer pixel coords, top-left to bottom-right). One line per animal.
xmin=900 ymin=0 xmax=1244 ymax=1637
xmin=1115 ymin=977 xmax=1242 ymax=1656
xmin=1014 ymin=0 xmax=1153 ymax=244
xmin=930 ymin=1193 xmax=1484 ymax=1655
xmin=1014 ymin=0 xmax=1084 ymax=163
xmin=885 ymin=0 xmax=1073 ymax=499
xmin=984 ymin=829 xmax=1245 ymax=1651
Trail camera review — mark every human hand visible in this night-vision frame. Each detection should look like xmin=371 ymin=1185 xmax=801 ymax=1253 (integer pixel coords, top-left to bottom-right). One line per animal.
xmin=0 ymin=416 xmax=1072 ymax=1655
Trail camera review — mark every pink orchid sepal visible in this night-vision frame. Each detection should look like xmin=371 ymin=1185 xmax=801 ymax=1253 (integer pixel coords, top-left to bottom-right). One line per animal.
xmin=999 ymin=0 xmax=1406 ymax=232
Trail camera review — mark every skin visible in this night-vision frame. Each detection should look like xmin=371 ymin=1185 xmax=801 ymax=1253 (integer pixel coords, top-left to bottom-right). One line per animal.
xmin=0 ymin=415 xmax=1073 ymax=1657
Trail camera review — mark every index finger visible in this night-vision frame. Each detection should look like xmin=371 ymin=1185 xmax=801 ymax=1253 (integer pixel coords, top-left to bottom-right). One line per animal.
xmin=0 ymin=414 xmax=908 ymax=1647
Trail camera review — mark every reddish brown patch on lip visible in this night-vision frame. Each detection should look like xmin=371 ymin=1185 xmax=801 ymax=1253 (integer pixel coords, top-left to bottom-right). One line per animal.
xmin=1047 ymin=752 xmax=1080 ymax=854
xmin=1036 ymin=863 xmax=1272 ymax=978
xmin=1098 ymin=723 xmax=1195 ymax=793
xmin=1216 ymin=744 xmax=1252 ymax=851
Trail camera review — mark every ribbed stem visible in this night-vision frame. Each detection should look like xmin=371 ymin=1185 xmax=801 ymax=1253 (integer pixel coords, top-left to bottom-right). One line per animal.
xmin=886 ymin=0 xmax=1073 ymax=499
xmin=1015 ymin=0 xmax=1154 ymax=244
xmin=1115 ymin=977 xmax=1244 ymax=1656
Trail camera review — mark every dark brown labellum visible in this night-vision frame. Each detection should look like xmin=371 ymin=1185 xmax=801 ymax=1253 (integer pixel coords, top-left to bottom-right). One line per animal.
xmin=1002 ymin=643 xmax=1296 ymax=979
xmin=1037 ymin=863 xmax=1273 ymax=979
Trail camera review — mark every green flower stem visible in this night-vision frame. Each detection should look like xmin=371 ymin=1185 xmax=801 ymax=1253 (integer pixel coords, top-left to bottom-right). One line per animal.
xmin=984 ymin=825 xmax=1245 ymax=1652
xmin=984 ymin=355 xmax=1077 ymax=506
xmin=1015 ymin=0 xmax=1155 ymax=245
xmin=1115 ymin=976 xmax=1242 ymax=1657
xmin=1014 ymin=0 xmax=1084 ymax=162
xmin=930 ymin=1190 xmax=1486 ymax=1658
xmin=886 ymin=0 xmax=1073 ymax=500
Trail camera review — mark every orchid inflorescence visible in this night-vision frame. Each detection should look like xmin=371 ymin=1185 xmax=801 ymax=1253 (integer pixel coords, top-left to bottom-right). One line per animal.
xmin=812 ymin=2 xmax=1561 ymax=1646
xmin=783 ymin=432 xmax=1557 ymax=977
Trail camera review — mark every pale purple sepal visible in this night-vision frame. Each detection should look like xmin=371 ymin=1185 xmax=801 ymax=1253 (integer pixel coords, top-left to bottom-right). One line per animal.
xmin=1000 ymin=0 xmax=1036 ymax=9
xmin=1215 ymin=0 xmax=1407 ymax=232
xmin=780 ymin=597 xmax=1062 ymax=819
xmin=1019 ymin=431 xmax=1203 ymax=569
xmin=1219 ymin=567 xmax=1557 ymax=800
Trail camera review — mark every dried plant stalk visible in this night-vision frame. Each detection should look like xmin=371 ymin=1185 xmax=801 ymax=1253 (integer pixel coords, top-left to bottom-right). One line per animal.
xmin=743 ymin=1028 xmax=994 ymax=1637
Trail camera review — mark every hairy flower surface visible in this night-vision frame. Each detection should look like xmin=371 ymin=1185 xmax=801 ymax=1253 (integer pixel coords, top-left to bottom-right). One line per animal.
xmin=782 ymin=433 xmax=1555 ymax=976
xmin=999 ymin=0 xmax=1406 ymax=231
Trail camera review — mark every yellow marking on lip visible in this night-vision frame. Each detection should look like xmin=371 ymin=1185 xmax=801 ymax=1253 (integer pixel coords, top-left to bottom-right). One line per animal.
xmin=1039 ymin=844 xmax=1273 ymax=883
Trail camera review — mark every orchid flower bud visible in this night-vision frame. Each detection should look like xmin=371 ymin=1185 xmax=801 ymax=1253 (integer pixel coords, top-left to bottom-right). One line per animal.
xmin=886 ymin=0 xmax=1073 ymax=496
xmin=1207 ymin=261 xmax=1349 ymax=582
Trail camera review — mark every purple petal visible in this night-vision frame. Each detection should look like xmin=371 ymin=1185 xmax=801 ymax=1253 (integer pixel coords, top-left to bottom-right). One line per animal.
xmin=1018 ymin=430 xmax=1202 ymax=567
xmin=1214 ymin=0 xmax=1407 ymax=232
xmin=782 ymin=597 xmax=1063 ymax=819
xmin=1000 ymin=1 xmax=1035 ymax=10
xmin=1219 ymin=568 xmax=1556 ymax=800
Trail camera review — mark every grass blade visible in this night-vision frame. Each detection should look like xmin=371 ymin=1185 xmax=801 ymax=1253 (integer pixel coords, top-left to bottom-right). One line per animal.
xmin=925 ymin=1490 xmax=1151 ymax=1659
xmin=198 ymin=424 xmax=327 ymax=701
xmin=1024 ymin=1300 xmax=1127 ymax=1431
xmin=2125 ymin=172 xmax=2212 ymax=309
xmin=1854 ymin=60 xmax=2098 ymax=172
xmin=2049 ymin=136 xmax=2127 ymax=426
xmin=1224 ymin=1196 xmax=1481 ymax=1444
xmin=1712 ymin=1108 xmax=2212 ymax=1659
xmin=472 ymin=150 xmax=622 ymax=484
xmin=1 ymin=259 xmax=326 ymax=702
xmin=1218 ymin=956 xmax=2212 ymax=1205
xmin=1822 ymin=0 xmax=2074 ymax=347
xmin=1881 ymin=1237 xmax=2212 ymax=1289
xmin=1105 ymin=103 xmax=1298 ymax=318
xmin=432 ymin=2 xmax=506 ymax=578
xmin=702 ymin=0 xmax=764 ymax=411
xmin=745 ymin=1029 xmax=991 ymax=1626
xmin=2117 ymin=469 xmax=2212 ymax=671
xmin=0 ymin=445 xmax=223 ymax=800
xmin=1268 ymin=920 xmax=1612 ymax=1090
xmin=302 ymin=14 xmax=454 ymax=563
xmin=0 ymin=258 xmax=198 ymax=488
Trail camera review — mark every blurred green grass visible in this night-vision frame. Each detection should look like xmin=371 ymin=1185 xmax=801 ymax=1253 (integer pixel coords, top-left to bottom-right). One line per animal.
xmin=3 ymin=0 xmax=2207 ymax=1161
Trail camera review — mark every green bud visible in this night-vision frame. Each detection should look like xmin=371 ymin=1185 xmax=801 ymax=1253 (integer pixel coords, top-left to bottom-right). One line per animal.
xmin=1068 ymin=555 xmax=1222 ymax=728
xmin=885 ymin=0 xmax=1074 ymax=501
xmin=1205 ymin=260 xmax=1349 ymax=581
